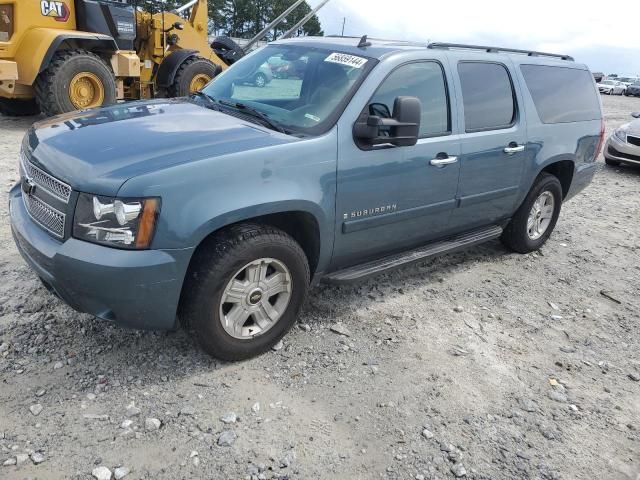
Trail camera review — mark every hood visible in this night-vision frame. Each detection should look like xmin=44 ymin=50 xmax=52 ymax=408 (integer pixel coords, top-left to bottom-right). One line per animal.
xmin=25 ymin=99 xmax=295 ymax=196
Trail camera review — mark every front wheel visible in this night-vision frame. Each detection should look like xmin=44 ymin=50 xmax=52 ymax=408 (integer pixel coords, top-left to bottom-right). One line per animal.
xmin=182 ymin=224 xmax=310 ymax=361
xmin=501 ymin=173 xmax=563 ymax=254
xmin=35 ymin=49 xmax=116 ymax=116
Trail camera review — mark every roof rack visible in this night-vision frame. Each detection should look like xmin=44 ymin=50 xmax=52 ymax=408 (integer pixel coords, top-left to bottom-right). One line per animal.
xmin=427 ymin=42 xmax=574 ymax=61
xmin=325 ymin=35 xmax=427 ymax=47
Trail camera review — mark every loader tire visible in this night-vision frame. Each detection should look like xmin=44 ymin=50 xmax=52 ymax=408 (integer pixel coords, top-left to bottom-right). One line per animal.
xmin=35 ymin=49 xmax=117 ymax=116
xmin=168 ymin=57 xmax=220 ymax=98
xmin=0 ymin=98 xmax=40 ymax=117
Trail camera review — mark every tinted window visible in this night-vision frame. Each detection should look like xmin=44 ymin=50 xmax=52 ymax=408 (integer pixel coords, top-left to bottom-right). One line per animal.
xmin=520 ymin=65 xmax=601 ymax=124
xmin=458 ymin=62 xmax=516 ymax=132
xmin=369 ymin=62 xmax=450 ymax=137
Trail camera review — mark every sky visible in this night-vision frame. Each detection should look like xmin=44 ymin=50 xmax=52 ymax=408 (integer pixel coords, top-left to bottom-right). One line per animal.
xmin=314 ymin=0 xmax=640 ymax=75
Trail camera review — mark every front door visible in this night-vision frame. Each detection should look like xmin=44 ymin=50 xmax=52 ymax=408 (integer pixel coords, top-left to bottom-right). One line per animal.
xmin=449 ymin=60 xmax=528 ymax=230
xmin=332 ymin=60 xmax=461 ymax=268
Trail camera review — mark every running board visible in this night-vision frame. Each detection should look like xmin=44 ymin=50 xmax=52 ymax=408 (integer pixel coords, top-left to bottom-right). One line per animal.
xmin=323 ymin=225 xmax=503 ymax=284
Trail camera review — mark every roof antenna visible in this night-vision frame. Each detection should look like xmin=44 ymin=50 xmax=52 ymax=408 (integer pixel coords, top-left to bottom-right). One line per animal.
xmin=357 ymin=35 xmax=372 ymax=49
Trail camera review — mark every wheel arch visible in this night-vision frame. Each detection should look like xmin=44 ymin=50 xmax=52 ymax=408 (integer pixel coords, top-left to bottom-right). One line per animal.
xmin=17 ymin=28 xmax=117 ymax=85
xmin=188 ymin=207 xmax=325 ymax=279
xmin=538 ymin=159 xmax=575 ymax=199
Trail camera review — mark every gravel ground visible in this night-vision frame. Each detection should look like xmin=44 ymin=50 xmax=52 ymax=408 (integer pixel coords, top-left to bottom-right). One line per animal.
xmin=0 ymin=95 xmax=639 ymax=480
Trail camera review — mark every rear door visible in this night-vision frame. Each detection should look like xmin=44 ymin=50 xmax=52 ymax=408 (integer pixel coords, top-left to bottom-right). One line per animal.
xmin=448 ymin=59 xmax=529 ymax=230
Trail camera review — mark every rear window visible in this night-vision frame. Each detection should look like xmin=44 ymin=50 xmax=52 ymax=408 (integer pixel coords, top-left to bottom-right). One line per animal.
xmin=520 ymin=65 xmax=601 ymax=124
xmin=458 ymin=62 xmax=516 ymax=132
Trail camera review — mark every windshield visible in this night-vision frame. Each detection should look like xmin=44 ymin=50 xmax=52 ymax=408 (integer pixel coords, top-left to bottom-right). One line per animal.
xmin=202 ymin=44 xmax=376 ymax=136
xmin=602 ymin=80 xmax=616 ymax=85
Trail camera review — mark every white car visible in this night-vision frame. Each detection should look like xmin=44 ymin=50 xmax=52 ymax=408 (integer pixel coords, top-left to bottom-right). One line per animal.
xmin=615 ymin=76 xmax=639 ymax=88
xmin=597 ymin=80 xmax=626 ymax=95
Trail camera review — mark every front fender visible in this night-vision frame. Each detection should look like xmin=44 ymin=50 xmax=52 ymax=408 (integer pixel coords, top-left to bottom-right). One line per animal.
xmin=155 ymin=49 xmax=197 ymax=88
xmin=16 ymin=28 xmax=117 ymax=85
xmin=117 ymin=130 xmax=339 ymax=274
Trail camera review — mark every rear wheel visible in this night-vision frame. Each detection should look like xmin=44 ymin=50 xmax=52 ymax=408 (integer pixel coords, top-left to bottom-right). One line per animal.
xmin=35 ymin=49 xmax=116 ymax=116
xmin=182 ymin=224 xmax=310 ymax=361
xmin=501 ymin=173 xmax=563 ymax=253
xmin=169 ymin=56 xmax=219 ymax=97
xmin=0 ymin=98 xmax=40 ymax=116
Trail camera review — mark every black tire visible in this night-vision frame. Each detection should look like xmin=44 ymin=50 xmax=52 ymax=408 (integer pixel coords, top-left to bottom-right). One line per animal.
xmin=605 ymin=157 xmax=621 ymax=166
xmin=210 ymin=36 xmax=245 ymax=65
xmin=34 ymin=49 xmax=116 ymax=116
xmin=168 ymin=56 xmax=220 ymax=98
xmin=501 ymin=173 xmax=563 ymax=254
xmin=182 ymin=224 xmax=310 ymax=361
xmin=0 ymin=98 xmax=40 ymax=116
xmin=254 ymin=72 xmax=268 ymax=88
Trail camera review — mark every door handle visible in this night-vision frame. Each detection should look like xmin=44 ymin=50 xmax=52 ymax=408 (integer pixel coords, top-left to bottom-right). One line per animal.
xmin=504 ymin=145 xmax=525 ymax=154
xmin=429 ymin=156 xmax=458 ymax=167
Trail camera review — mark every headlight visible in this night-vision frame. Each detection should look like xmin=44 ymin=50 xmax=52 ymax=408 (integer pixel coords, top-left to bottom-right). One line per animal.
xmin=614 ymin=123 xmax=630 ymax=143
xmin=73 ymin=194 xmax=161 ymax=249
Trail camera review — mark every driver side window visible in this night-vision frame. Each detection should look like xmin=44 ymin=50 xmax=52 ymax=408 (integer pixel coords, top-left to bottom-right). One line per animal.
xmin=368 ymin=62 xmax=450 ymax=137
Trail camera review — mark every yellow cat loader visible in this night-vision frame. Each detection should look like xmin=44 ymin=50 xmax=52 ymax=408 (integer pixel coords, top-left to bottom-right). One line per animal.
xmin=0 ymin=0 xmax=227 ymax=116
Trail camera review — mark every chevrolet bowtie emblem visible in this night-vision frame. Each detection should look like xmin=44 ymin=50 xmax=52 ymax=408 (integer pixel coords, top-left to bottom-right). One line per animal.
xmin=21 ymin=176 xmax=37 ymax=196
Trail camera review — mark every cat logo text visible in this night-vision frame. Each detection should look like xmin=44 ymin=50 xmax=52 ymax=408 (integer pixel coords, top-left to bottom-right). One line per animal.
xmin=40 ymin=1 xmax=70 ymax=22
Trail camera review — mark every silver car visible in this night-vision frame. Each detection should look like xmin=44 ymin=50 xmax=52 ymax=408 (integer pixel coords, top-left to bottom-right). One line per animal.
xmin=605 ymin=113 xmax=640 ymax=167
xmin=597 ymin=79 xmax=626 ymax=95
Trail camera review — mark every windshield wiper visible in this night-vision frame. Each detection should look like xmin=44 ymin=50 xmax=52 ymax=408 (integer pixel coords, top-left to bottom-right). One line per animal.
xmin=191 ymin=91 xmax=219 ymax=108
xmin=219 ymin=100 xmax=287 ymax=134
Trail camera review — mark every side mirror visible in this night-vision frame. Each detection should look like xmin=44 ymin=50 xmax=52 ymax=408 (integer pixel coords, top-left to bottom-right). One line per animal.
xmin=354 ymin=96 xmax=421 ymax=148
xmin=632 ymin=112 xmax=640 ymax=119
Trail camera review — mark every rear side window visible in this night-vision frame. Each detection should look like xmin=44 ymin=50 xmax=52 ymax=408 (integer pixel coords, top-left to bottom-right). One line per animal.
xmin=458 ymin=62 xmax=516 ymax=132
xmin=520 ymin=65 xmax=601 ymax=124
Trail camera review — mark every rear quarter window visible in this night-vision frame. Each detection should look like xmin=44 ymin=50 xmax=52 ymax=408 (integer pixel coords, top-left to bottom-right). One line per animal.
xmin=520 ymin=65 xmax=601 ymax=124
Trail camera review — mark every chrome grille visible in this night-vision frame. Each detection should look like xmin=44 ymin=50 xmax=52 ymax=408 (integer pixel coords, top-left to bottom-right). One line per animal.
xmin=22 ymin=192 xmax=66 ymax=239
xmin=20 ymin=152 xmax=71 ymax=203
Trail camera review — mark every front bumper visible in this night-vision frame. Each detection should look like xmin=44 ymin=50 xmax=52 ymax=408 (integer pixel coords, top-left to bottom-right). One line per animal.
xmin=604 ymin=134 xmax=640 ymax=166
xmin=9 ymin=184 xmax=194 ymax=330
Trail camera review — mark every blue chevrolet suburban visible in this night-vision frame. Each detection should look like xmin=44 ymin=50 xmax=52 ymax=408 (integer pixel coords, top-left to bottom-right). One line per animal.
xmin=9 ymin=37 xmax=604 ymax=360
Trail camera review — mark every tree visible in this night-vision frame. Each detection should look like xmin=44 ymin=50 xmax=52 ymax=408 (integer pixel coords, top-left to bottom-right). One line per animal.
xmin=271 ymin=0 xmax=323 ymax=38
xmin=135 ymin=0 xmax=324 ymax=39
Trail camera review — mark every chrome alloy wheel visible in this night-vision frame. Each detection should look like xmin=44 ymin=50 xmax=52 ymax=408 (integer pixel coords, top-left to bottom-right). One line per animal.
xmin=219 ymin=258 xmax=292 ymax=339
xmin=527 ymin=191 xmax=555 ymax=240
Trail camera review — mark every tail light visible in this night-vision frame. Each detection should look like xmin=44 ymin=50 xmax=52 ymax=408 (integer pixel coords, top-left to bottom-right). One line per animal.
xmin=593 ymin=118 xmax=606 ymax=162
xmin=0 ymin=4 xmax=13 ymax=42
